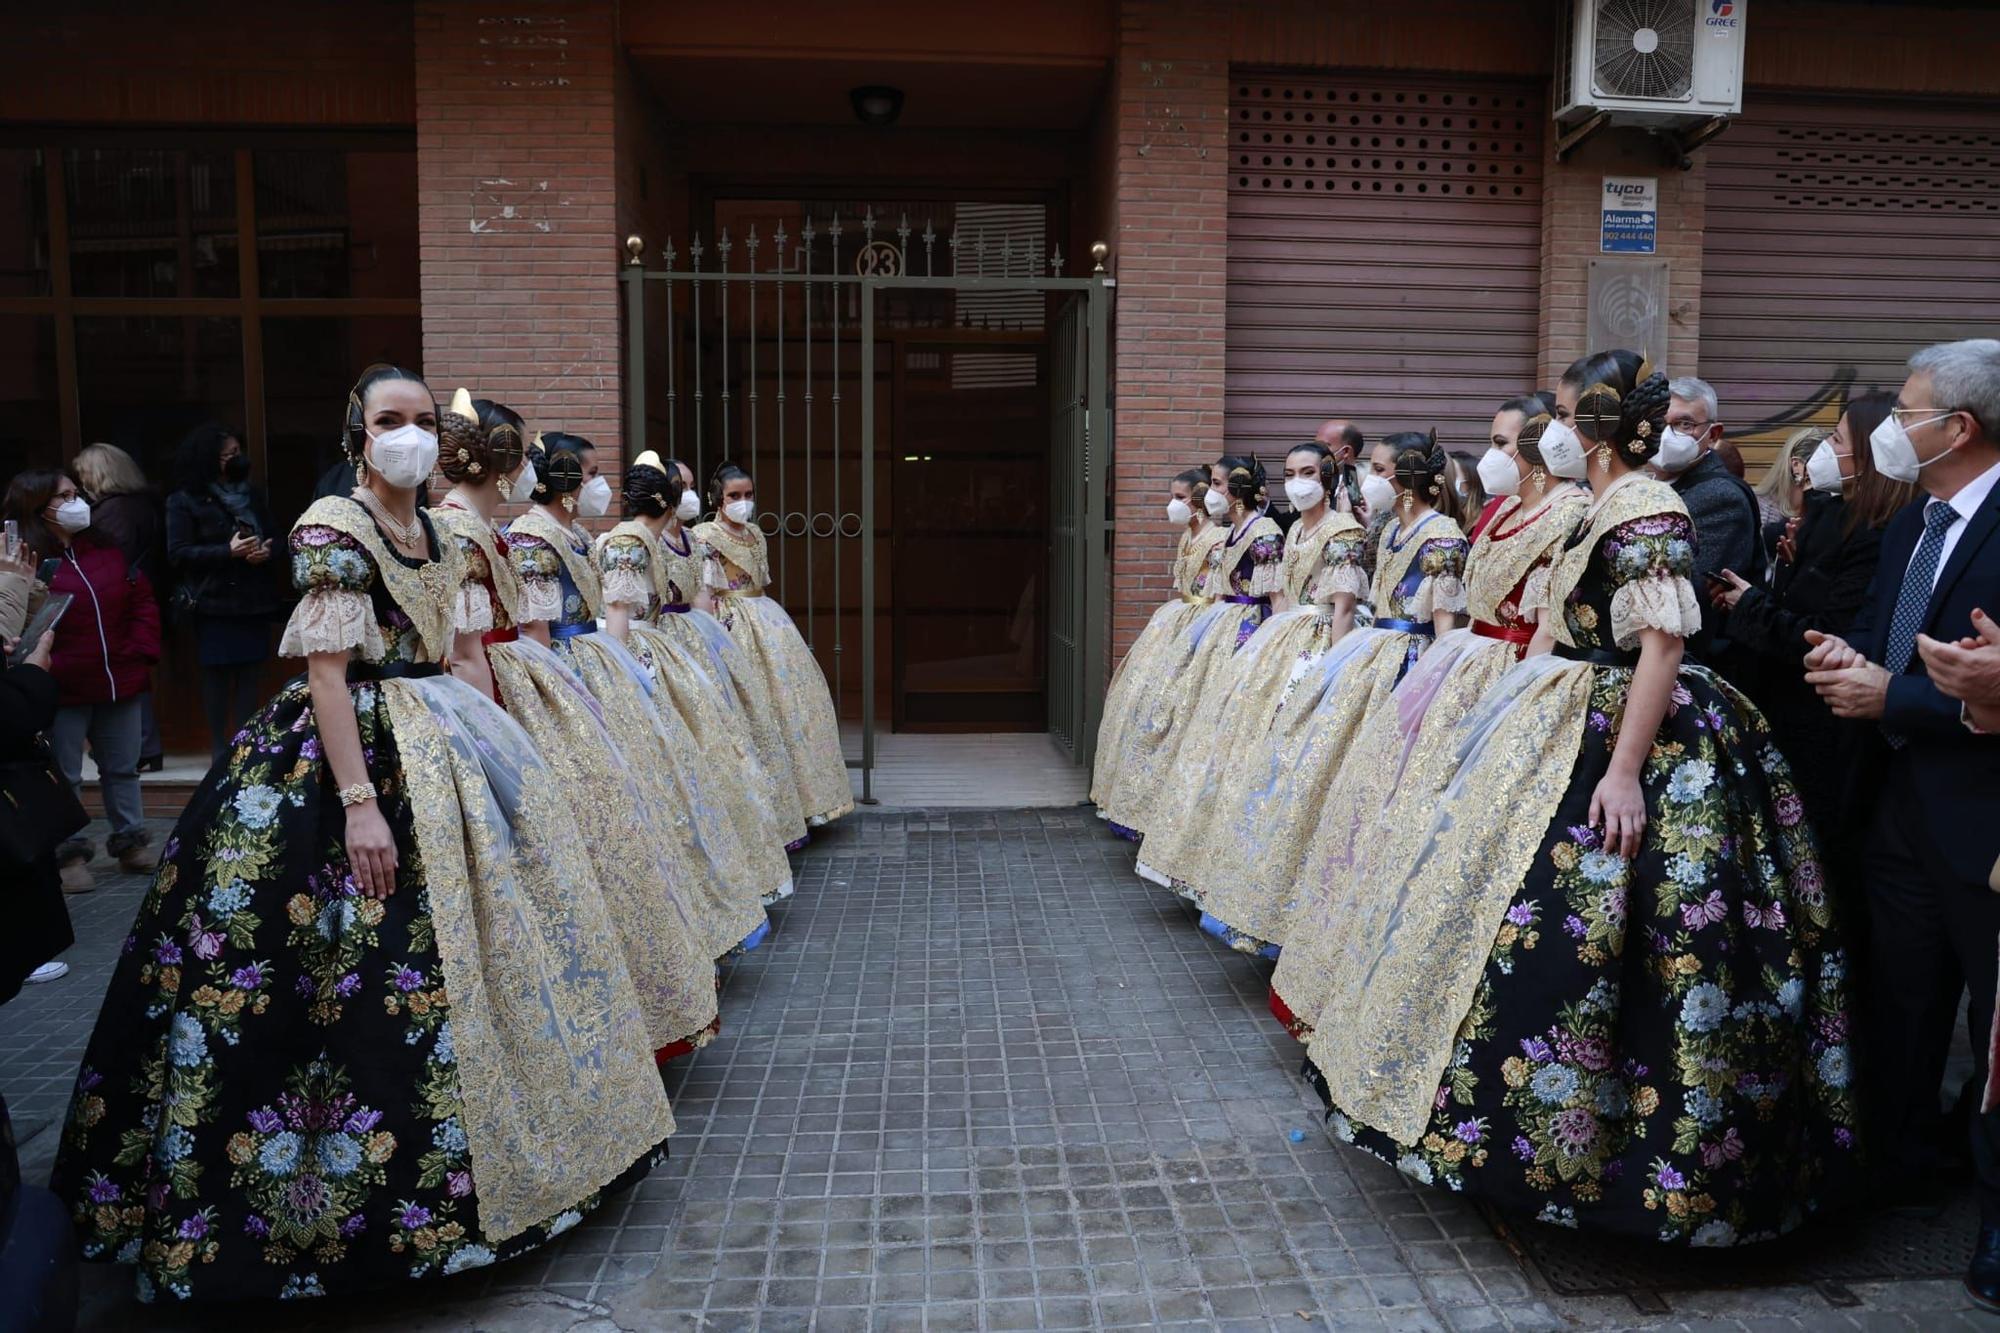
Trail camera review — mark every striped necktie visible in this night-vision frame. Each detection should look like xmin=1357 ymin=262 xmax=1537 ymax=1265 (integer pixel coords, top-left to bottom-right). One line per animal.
xmin=1882 ymin=499 xmax=1959 ymax=749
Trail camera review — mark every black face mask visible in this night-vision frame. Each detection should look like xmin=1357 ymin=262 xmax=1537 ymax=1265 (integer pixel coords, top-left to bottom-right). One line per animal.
xmin=222 ymin=454 xmax=250 ymax=483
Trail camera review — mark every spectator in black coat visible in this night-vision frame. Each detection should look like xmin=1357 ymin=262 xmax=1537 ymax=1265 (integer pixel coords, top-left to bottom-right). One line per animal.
xmin=1658 ymin=376 xmax=1761 ymax=660
xmin=165 ymin=424 xmax=283 ymax=760
xmin=1708 ymin=391 xmax=1912 ymax=844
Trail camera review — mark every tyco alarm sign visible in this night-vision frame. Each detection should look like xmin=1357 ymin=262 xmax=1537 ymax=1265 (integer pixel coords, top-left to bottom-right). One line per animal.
xmin=1601 ymin=176 xmax=1658 ymax=255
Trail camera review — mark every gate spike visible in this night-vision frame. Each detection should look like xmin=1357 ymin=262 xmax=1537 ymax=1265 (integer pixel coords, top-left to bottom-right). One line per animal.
xmin=745 ymin=226 xmax=760 ymax=274
xmin=718 ymin=229 xmax=733 ymax=270
xmin=1029 ymin=244 xmax=1045 ymax=279
xmin=689 ymin=234 xmax=705 ymax=272
xmin=1051 ymin=243 xmax=1065 ymax=276
xmin=947 ymin=229 xmax=960 ymax=277
xmin=662 ymin=236 xmax=677 ymax=269
xmin=862 ymin=206 xmax=876 ymax=244
xmin=921 ymin=220 xmax=937 ymax=277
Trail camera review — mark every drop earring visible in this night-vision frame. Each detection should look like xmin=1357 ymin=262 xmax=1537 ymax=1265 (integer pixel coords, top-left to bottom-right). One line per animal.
xmin=561 ymin=493 xmax=577 ymax=514
xmin=1597 ymin=445 xmax=1611 ymax=474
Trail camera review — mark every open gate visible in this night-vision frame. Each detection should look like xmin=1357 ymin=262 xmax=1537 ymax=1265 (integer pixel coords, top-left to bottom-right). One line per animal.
xmin=620 ymin=216 xmax=1112 ymax=800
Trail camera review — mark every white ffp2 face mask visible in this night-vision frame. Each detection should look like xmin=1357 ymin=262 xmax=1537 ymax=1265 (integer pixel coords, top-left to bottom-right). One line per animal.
xmin=1359 ymin=474 xmax=1397 ymax=516
xmin=577 ymin=474 xmax=613 ymax=518
xmin=1166 ymin=497 xmax=1193 ymax=525
xmin=1476 ymin=447 xmax=1521 ymax=498
xmin=1869 ymin=411 xmax=1955 ymax=484
xmin=1540 ymin=420 xmax=1589 ymax=480
xmin=1203 ymin=487 xmax=1230 ymax=519
xmin=1654 ymin=426 xmax=1702 ymax=474
xmin=1284 ymin=477 xmax=1325 ymax=511
xmin=676 ymin=491 xmax=702 ymax=522
xmin=508 ymin=461 xmax=538 ymax=504
xmin=51 ymin=497 xmax=92 ymax=532
xmin=724 ymin=498 xmax=756 ymax=525
xmin=1805 ymin=440 xmax=1846 ymax=494
xmin=367 ymin=425 xmax=439 ymax=491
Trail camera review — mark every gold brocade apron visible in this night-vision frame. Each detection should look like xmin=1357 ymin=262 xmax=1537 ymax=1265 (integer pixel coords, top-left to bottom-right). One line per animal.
xmin=509 ymin=509 xmax=605 ymax=620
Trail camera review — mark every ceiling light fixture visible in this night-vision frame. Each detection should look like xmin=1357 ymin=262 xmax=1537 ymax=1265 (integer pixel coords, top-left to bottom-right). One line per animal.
xmin=849 ymin=85 xmax=905 ymax=127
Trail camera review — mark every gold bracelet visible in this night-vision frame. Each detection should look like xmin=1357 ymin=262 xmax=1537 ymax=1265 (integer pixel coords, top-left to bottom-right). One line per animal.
xmin=337 ymin=781 xmax=378 ymax=808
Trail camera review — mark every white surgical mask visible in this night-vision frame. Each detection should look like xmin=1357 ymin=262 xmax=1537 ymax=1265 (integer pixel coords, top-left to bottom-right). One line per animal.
xmin=508 ymin=461 xmax=538 ymax=504
xmin=1869 ymin=410 xmax=1955 ymax=484
xmin=1805 ymin=440 xmax=1846 ymax=495
xmin=51 ymin=497 xmax=92 ymax=532
xmin=1540 ymin=420 xmax=1589 ymax=480
xmin=1284 ymin=477 xmax=1325 ymax=511
xmin=676 ymin=491 xmax=702 ymax=522
xmin=1477 ymin=447 xmax=1521 ymax=498
xmin=1654 ymin=426 xmax=1702 ymax=474
xmin=1203 ymin=487 xmax=1230 ymax=519
xmin=366 ymin=424 xmax=439 ymax=491
xmin=1359 ymin=474 xmax=1397 ymax=516
xmin=1166 ymin=497 xmax=1193 ymax=525
xmin=724 ymin=498 xmax=756 ymax=525
xmin=577 ymin=474 xmax=613 ymax=518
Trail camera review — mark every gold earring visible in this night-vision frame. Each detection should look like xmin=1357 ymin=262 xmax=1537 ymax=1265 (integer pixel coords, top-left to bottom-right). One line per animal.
xmin=1597 ymin=445 xmax=1611 ymax=474
xmin=561 ymin=493 xmax=577 ymax=514
xmin=1527 ymin=466 xmax=1546 ymax=487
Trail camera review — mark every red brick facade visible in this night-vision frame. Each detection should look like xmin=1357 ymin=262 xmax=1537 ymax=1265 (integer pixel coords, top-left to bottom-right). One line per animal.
xmin=1105 ymin=0 xmax=1232 ymax=658
xmin=414 ymin=0 xmax=626 ymax=475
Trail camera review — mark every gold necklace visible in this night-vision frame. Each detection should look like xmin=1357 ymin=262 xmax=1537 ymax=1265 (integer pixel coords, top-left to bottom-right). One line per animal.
xmin=352 ymin=486 xmax=424 ymax=549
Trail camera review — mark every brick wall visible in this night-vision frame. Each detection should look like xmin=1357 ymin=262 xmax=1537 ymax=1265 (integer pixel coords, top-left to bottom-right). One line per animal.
xmin=414 ymin=0 xmax=625 ymax=499
xmin=1536 ymin=131 xmax=1707 ymax=390
xmin=1105 ymin=0 xmax=1231 ymax=664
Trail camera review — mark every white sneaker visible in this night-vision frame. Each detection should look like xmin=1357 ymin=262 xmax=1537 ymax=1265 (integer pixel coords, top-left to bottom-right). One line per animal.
xmin=26 ymin=960 xmax=69 ymax=984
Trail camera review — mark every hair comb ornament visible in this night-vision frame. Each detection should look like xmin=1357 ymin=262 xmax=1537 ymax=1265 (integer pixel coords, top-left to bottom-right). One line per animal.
xmin=632 ymin=450 xmax=667 ymax=473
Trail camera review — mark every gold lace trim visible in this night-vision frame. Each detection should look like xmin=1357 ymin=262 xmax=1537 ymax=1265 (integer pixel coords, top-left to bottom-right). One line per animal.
xmin=692 ymin=520 xmax=771 ymax=590
xmin=510 ymin=509 xmax=604 ymax=620
xmin=1465 ymin=489 xmax=1590 ymax=624
xmin=1547 ymin=477 xmax=1690 ymax=650
xmin=294 ymin=496 xmax=459 ymax=663
xmin=1370 ymin=511 xmax=1465 ymax=610
xmin=1280 ymin=512 xmax=1365 ymax=604
xmin=432 ymin=503 xmax=522 ymax=627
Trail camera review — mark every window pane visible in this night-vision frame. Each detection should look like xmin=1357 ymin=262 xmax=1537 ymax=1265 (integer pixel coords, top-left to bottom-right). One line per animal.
xmin=74 ymin=315 xmax=245 ymax=490
xmin=255 ymin=150 xmax=418 ymax=299
xmin=66 ymin=148 xmax=240 ymax=298
xmin=261 ymin=316 xmax=423 ymax=531
xmin=0 ymin=150 xmax=51 ymax=297
xmin=0 ymin=314 xmax=61 ymax=478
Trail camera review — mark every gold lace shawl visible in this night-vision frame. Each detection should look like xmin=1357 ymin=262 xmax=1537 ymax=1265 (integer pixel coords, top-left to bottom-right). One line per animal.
xmin=596 ymin=519 xmax=673 ymax=604
xmin=294 ymin=495 xmax=459 ymax=664
xmin=510 ymin=508 xmax=604 ymax=620
xmin=431 ymin=501 xmax=522 ymax=628
xmin=1174 ymin=524 xmax=1228 ymax=596
xmin=1370 ymin=510 xmax=1463 ymax=608
xmin=1547 ymin=477 xmax=1690 ymax=650
xmin=1465 ymin=488 xmax=1590 ymax=624
xmin=1282 ymin=511 xmax=1366 ymax=604
xmin=693 ymin=520 xmax=771 ymax=591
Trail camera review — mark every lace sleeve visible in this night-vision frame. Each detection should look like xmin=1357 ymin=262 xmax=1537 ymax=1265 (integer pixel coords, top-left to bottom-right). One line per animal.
xmin=703 ymin=552 xmax=731 ymax=592
xmin=1603 ymin=513 xmax=1702 ymax=646
xmin=453 ymin=582 xmax=495 ymax=635
xmin=280 ymin=525 xmax=387 ymax=657
xmin=1405 ymin=537 xmax=1469 ymax=618
xmin=1309 ymin=535 xmax=1368 ymax=605
xmin=598 ymin=535 xmax=652 ymax=611
xmin=1517 ymin=563 xmax=1553 ymax=620
xmin=1246 ymin=532 xmax=1286 ymax=598
xmin=507 ymin=534 xmax=564 ymax=623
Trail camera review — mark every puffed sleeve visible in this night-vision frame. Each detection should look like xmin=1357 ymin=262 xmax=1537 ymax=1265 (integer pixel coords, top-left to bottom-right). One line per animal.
xmin=1404 ymin=537 xmax=1470 ymax=618
xmin=279 ymin=525 xmax=386 ymax=659
xmin=447 ymin=531 xmax=495 ymax=635
xmin=703 ymin=550 xmax=732 ymax=593
xmin=1605 ymin=513 xmax=1703 ymax=648
xmin=1310 ymin=534 xmax=1369 ymax=605
xmin=507 ymin=533 xmax=564 ymax=624
xmin=598 ymin=534 xmax=653 ymax=611
xmin=1245 ymin=532 xmax=1286 ymax=598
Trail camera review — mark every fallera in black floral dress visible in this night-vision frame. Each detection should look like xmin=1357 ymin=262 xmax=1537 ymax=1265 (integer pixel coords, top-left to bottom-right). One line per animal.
xmin=1303 ymin=478 xmax=1858 ymax=1246
xmin=50 ymin=497 xmax=674 ymax=1301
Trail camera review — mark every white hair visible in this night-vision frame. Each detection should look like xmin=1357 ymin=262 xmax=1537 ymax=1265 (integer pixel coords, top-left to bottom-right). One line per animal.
xmin=1668 ymin=376 xmax=1719 ymax=422
xmin=1910 ymin=338 xmax=2000 ymax=437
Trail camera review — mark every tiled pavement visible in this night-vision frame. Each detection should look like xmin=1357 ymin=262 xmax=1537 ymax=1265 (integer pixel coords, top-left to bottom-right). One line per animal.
xmin=4 ymin=810 xmax=1986 ymax=1331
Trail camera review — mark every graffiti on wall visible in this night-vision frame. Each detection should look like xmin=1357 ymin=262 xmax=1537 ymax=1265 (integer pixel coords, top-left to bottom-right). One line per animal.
xmin=1722 ymin=366 xmax=1873 ymax=475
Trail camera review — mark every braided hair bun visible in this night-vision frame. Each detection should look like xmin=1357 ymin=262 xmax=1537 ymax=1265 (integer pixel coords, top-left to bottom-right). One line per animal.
xmin=623 ymin=450 xmax=683 ymax=519
xmin=1515 ymin=412 xmax=1554 ymax=466
xmin=1386 ymin=429 xmax=1445 ymax=499
xmin=1217 ymin=454 xmax=1267 ymax=507
xmin=529 ymin=431 xmax=588 ymax=504
xmin=437 ymin=390 xmax=527 ymax=485
xmin=1571 ymin=349 xmax=1672 ymax=461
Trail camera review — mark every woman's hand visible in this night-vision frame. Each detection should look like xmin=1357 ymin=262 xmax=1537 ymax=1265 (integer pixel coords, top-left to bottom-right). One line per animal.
xmin=228 ymin=531 xmax=259 ymax=561
xmin=344 ymin=800 xmax=399 ymax=899
xmin=0 ymin=546 xmax=33 ymax=583
xmin=246 ymin=538 xmax=273 ymax=566
xmin=1708 ymin=567 xmax=1749 ymax=611
xmin=1589 ymin=769 xmax=1647 ymax=860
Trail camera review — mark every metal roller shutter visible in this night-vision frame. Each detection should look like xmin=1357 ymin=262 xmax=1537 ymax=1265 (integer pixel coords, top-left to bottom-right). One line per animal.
xmin=1226 ymin=70 xmax=1545 ymax=466
xmin=1699 ymin=95 xmax=2000 ymax=458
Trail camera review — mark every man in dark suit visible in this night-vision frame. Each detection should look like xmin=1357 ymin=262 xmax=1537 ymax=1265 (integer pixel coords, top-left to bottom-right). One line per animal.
xmin=1804 ymin=338 xmax=2000 ymax=1311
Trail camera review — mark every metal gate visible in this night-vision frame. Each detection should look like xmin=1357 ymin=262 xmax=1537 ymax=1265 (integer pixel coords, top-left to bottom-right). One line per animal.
xmin=619 ymin=215 xmax=1113 ymax=801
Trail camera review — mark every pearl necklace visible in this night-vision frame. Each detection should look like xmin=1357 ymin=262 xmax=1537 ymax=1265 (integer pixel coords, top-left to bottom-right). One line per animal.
xmin=352 ymin=486 xmax=424 ymax=549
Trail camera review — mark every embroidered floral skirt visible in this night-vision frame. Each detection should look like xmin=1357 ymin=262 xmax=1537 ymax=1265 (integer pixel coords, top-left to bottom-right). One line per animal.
xmin=50 ymin=674 xmax=674 ymax=1301
xmin=1306 ymin=662 xmax=1859 ymax=1245
xmin=712 ymin=594 xmax=853 ymax=829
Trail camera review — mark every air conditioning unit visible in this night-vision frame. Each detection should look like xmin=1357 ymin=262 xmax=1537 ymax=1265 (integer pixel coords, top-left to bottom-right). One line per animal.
xmin=1555 ymin=0 xmax=1745 ymax=127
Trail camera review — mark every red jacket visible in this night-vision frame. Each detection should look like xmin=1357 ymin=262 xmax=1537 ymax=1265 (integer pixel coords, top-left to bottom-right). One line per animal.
xmin=45 ymin=534 xmax=161 ymax=707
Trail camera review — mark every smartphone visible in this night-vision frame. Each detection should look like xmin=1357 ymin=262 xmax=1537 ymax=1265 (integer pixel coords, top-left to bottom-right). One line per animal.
xmin=8 ymin=592 xmax=72 ymax=668
xmin=3 ymin=518 xmax=16 ymax=558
